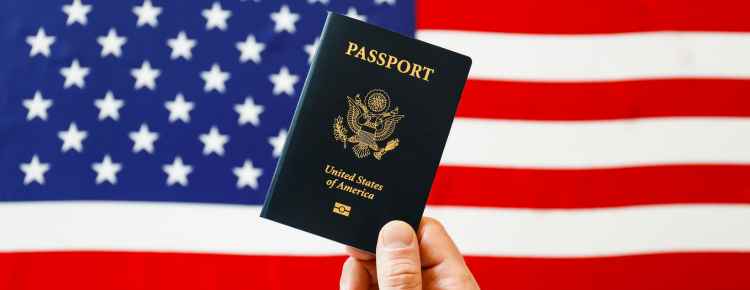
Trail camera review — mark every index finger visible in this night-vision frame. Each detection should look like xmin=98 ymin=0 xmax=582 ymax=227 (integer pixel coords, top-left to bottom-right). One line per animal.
xmin=418 ymin=217 xmax=479 ymax=289
xmin=417 ymin=217 xmax=467 ymax=268
xmin=345 ymin=246 xmax=375 ymax=261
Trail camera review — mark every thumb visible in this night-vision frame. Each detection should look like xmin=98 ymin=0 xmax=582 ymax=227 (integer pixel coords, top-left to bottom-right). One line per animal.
xmin=376 ymin=220 xmax=422 ymax=290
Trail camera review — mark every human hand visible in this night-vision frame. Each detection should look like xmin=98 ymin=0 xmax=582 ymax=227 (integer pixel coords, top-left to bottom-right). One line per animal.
xmin=340 ymin=217 xmax=479 ymax=290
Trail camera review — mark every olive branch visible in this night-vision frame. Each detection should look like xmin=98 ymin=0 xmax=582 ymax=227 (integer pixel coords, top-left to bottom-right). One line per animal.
xmin=333 ymin=116 xmax=349 ymax=148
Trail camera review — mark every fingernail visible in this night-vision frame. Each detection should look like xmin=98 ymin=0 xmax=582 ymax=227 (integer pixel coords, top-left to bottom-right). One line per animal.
xmin=381 ymin=220 xmax=414 ymax=249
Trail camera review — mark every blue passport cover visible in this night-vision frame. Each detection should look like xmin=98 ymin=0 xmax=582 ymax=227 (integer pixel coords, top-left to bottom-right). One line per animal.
xmin=261 ymin=13 xmax=471 ymax=252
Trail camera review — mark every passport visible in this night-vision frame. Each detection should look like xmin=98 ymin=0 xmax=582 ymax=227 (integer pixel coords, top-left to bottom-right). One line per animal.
xmin=260 ymin=13 xmax=471 ymax=252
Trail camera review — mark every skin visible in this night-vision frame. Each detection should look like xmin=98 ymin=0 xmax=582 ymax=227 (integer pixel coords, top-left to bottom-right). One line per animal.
xmin=340 ymin=217 xmax=480 ymax=290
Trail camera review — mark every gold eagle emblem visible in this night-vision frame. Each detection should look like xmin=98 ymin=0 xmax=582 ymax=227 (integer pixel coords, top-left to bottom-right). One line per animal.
xmin=332 ymin=89 xmax=404 ymax=160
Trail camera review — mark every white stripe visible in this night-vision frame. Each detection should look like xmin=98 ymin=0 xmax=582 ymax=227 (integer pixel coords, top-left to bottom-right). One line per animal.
xmin=0 ymin=202 xmax=341 ymax=255
xmin=417 ymin=30 xmax=750 ymax=81
xmin=428 ymin=205 xmax=750 ymax=257
xmin=1 ymin=202 xmax=749 ymax=257
xmin=442 ymin=117 xmax=750 ymax=169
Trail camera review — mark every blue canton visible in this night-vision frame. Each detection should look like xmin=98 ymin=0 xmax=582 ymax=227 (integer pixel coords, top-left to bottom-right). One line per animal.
xmin=0 ymin=0 xmax=415 ymax=205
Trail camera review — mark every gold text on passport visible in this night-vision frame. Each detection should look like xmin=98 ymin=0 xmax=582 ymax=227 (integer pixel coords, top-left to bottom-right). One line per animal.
xmin=333 ymin=89 xmax=404 ymax=160
xmin=325 ymin=164 xmax=384 ymax=191
xmin=324 ymin=164 xmax=383 ymax=201
xmin=345 ymin=41 xmax=436 ymax=82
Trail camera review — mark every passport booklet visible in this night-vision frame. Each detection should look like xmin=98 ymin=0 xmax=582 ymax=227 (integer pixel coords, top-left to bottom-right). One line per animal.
xmin=260 ymin=13 xmax=471 ymax=252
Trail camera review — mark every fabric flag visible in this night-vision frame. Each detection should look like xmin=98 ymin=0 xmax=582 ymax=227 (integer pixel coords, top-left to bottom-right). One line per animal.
xmin=1 ymin=0 xmax=750 ymax=289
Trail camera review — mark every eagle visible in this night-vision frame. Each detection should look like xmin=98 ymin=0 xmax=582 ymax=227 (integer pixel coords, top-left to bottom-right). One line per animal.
xmin=345 ymin=94 xmax=404 ymax=158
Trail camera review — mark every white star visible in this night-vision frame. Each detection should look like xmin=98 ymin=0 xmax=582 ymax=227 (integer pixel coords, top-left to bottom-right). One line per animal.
xmin=270 ymin=5 xmax=300 ymax=33
xmin=20 ymin=155 xmax=50 ymax=185
xmin=268 ymin=129 xmax=287 ymax=158
xmin=97 ymin=28 xmax=127 ymax=58
xmin=62 ymin=0 xmax=92 ymax=26
xmin=131 ymin=60 xmax=160 ymax=90
xmin=375 ymin=0 xmax=396 ymax=5
xmin=235 ymin=97 xmax=264 ymax=126
xmin=91 ymin=155 xmax=122 ymax=185
xmin=133 ymin=0 xmax=162 ymax=27
xmin=26 ymin=28 xmax=56 ymax=58
xmin=345 ymin=7 xmax=367 ymax=22
xmin=129 ymin=123 xmax=159 ymax=154
xmin=304 ymin=37 xmax=320 ymax=64
xmin=166 ymin=31 xmax=196 ymax=60
xmin=58 ymin=122 xmax=88 ymax=153
xmin=199 ymin=126 xmax=229 ymax=156
xmin=23 ymin=91 xmax=53 ymax=121
xmin=236 ymin=34 xmax=265 ymax=64
xmin=200 ymin=63 xmax=230 ymax=93
xmin=163 ymin=156 xmax=192 ymax=186
xmin=20 ymin=155 xmax=51 ymax=185
xmin=165 ymin=93 xmax=194 ymax=123
xmin=94 ymin=91 xmax=124 ymax=121
xmin=202 ymin=2 xmax=231 ymax=31
xmin=308 ymin=0 xmax=329 ymax=4
xmin=269 ymin=66 xmax=299 ymax=96
xmin=233 ymin=160 xmax=262 ymax=189
xmin=60 ymin=59 xmax=90 ymax=89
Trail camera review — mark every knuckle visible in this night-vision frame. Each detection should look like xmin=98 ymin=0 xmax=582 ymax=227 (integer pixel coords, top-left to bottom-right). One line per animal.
xmin=437 ymin=274 xmax=480 ymax=290
xmin=383 ymin=258 xmax=421 ymax=289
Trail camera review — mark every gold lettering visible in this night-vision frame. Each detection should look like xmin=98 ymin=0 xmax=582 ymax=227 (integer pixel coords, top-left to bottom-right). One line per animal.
xmin=422 ymin=67 xmax=435 ymax=81
xmin=377 ymin=52 xmax=387 ymax=66
xmin=335 ymin=181 xmax=374 ymax=200
xmin=410 ymin=63 xmax=423 ymax=78
xmin=324 ymin=164 xmax=356 ymax=181
xmin=344 ymin=41 xmax=436 ymax=82
xmin=345 ymin=42 xmax=358 ymax=56
xmin=354 ymin=47 xmax=367 ymax=60
xmin=396 ymin=59 xmax=410 ymax=73
xmin=356 ymin=175 xmax=384 ymax=191
xmin=324 ymin=164 xmax=382 ymax=200
xmin=367 ymin=49 xmax=378 ymax=63
xmin=385 ymin=55 xmax=398 ymax=69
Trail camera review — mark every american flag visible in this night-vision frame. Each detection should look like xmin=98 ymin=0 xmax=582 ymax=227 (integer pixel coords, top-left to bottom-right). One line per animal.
xmin=1 ymin=0 xmax=749 ymax=289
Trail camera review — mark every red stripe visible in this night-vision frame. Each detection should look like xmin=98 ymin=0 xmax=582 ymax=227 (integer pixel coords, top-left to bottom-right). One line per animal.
xmin=456 ymin=79 xmax=750 ymax=120
xmin=0 ymin=252 xmax=346 ymax=290
xmin=416 ymin=0 xmax=750 ymax=34
xmin=468 ymin=253 xmax=750 ymax=290
xmin=429 ymin=165 xmax=750 ymax=208
xmin=1 ymin=252 xmax=748 ymax=290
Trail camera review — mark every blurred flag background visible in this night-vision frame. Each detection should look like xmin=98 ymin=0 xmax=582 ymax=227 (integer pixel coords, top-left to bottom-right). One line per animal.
xmin=2 ymin=0 xmax=750 ymax=289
